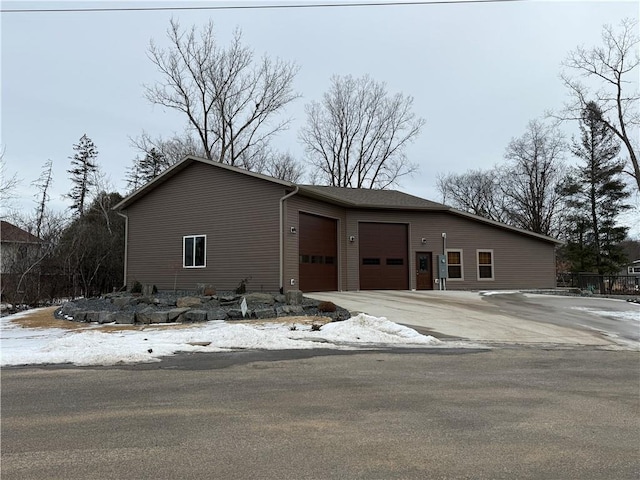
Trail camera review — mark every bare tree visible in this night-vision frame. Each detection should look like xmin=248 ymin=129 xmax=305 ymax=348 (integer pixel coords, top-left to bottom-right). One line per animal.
xmin=502 ymin=119 xmax=566 ymax=236
xmin=145 ymin=19 xmax=299 ymax=166
xmin=130 ymin=131 xmax=204 ymax=166
xmin=560 ymin=18 xmax=640 ymax=192
xmin=300 ymin=74 xmax=424 ymax=189
xmin=0 ymin=148 xmax=20 ymax=212
xmin=32 ymin=159 xmax=53 ymax=238
xmin=436 ymin=169 xmax=507 ymax=222
xmin=265 ymin=151 xmax=305 ymax=182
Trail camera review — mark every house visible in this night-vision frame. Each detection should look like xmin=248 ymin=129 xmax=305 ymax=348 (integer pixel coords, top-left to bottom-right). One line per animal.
xmin=623 ymin=260 xmax=640 ymax=277
xmin=0 ymin=221 xmax=43 ymax=275
xmin=1 ymin=221 xmax=44 ymax=303
xmin=114 ymin=156 xmax=561 ymax=293
xmin=621 ymin=260 xmax=640 ymax=291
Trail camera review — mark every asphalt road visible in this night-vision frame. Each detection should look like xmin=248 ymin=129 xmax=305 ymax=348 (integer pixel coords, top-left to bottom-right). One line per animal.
xmin=2 ymin=348 xmax=639 ymax=480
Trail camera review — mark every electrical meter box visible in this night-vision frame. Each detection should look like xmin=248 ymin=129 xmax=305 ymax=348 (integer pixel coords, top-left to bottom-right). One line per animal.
xmin=436 ymin=254 xmax=448 ymax=279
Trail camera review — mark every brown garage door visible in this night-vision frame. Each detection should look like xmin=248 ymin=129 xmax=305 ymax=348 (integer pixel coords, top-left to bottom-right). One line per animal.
xmin=299 ymin=212 xmax=338 ymax=292
xmin=359 ymin=222 xmax=409 ymax=290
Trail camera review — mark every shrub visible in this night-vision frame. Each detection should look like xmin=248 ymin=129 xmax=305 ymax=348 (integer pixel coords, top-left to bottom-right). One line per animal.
xmin=235 ymin=277 xmax=251 ymax=295
xmin=317 ymin=301 xmax=337 ymax=313
xmin=131 ymin=281 xmax=142 ymax=294
xmin=311 ymin=323 xmax=322 ymax=331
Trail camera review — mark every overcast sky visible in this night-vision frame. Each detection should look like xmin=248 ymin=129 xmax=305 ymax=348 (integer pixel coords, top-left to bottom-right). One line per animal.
xmin=1 ymin=0 xmax=638 ymax=235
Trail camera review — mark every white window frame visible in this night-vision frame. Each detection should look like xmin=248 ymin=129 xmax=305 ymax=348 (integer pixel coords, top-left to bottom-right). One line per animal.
xmin=446 ymin=249 xmax=464 ymax=281
xmin=476 ymin=249 xmax=494 ymax=281
xmin=183 ymin=235 xmax=207 ymax=268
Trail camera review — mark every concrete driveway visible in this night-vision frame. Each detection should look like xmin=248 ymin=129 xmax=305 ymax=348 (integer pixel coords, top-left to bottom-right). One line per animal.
xmin=308 ymin=290 xmax=640 ymax=347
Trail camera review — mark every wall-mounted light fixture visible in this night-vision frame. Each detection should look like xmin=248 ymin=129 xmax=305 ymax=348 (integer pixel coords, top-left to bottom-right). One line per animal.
xmin=421 ymin=237 xmax=427 ymax=244
xmin=349 ymin=235 xmax=355 ymax=243
xmin=290 ymin=227 xmax=297 ymax=234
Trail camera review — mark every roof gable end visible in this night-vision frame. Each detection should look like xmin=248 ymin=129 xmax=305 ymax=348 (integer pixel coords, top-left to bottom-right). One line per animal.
xmin=114 ymin=155 xmax=294 ymax=211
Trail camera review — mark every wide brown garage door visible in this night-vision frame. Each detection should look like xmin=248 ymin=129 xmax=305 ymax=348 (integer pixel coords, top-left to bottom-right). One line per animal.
xmin=299 ymin=212 xmax=338 ymax=292
xmin=359 ymin=222 xmax=409 ymax=290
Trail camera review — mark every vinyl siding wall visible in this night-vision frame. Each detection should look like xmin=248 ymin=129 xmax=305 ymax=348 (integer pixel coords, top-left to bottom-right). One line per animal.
xmin=344 ymin=209 xmax=556 ymax=291
xmin=124 ymin=162 xmax=286 ymax=292
xmin=283 ymin=199 xmax=555 ymax=292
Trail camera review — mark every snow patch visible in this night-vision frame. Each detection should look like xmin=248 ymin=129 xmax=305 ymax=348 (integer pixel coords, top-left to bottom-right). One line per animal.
xmin=0 ymin=311 xmax=443 ymax=367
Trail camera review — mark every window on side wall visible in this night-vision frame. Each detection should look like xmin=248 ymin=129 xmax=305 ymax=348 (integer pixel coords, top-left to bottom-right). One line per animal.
xmin=446 ymin=249 xmax=463 ymax=280
xmin=477 ymin=250 xmax=494 ymax=280
xmin=183 ymin=235 xmax=206 ymax=268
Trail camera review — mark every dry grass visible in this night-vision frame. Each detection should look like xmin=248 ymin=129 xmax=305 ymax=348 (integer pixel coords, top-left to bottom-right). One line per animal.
xmin=7 ymin=307 xmax=331 ymax=332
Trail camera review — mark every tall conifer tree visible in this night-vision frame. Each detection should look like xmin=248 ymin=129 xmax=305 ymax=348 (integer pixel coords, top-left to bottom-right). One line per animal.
xmin=561 ymin=102 xmax=630 ymax=275
xmin=67 ymin=134 xmax=98 ymax=215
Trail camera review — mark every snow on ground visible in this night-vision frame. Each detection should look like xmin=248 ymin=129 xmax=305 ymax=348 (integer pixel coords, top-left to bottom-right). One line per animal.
xmin=0 ymin=310 xmax=443 ymax=367
xmin=571 ymin=306 xmax=640 ymax=322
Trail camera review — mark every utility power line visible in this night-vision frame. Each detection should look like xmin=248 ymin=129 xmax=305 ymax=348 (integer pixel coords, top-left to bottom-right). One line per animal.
xmin=2 ymin=0 xmax=525 ymax=14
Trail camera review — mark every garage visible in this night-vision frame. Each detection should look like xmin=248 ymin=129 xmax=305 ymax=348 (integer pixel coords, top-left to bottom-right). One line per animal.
xmin=359 ymin=222 xmax=409 ymax=290
xmin=299 ymin=212 xmax=338 ymax=292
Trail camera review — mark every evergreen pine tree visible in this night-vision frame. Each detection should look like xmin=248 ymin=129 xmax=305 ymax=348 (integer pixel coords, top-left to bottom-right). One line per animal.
xmin=67 ymin=134 xmax=98 ymax=215
xmin=125 ymin=148 xmax=167 ymax=191
xmin=560 ymin=102 xmax=630 ymax=275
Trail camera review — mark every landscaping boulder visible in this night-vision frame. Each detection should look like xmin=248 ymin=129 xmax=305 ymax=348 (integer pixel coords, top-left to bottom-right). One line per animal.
xmin=166 ymin=307 xmax=190 ymax=322
xmin=114 ymin=312 xmax=135 ymax=324
xmin=276 ymin=305 xmax=303 ymax=316
xmin=177 ymin=296 xmax=202 ymax=308
xmin=184 ymin=309 xmax=208 ymax=322
xmin=226 ymin=309 xmax=246 ymax=320
xmin=98 ymin=312 xmax=116 ymax=324
xmin=137 ymin=307 xmax=169 ymax=324
xmin=61 ymin=302 xmax=78 ymax=317
xmin=219 ymin=295 xmax=240 ymax=306
xmin=207 ymin=309 xmax=228 ymax=321
xmin=112 ymin=296 xmax=137 ymax=308
xmin=252 ymin=307 xmax=276 ymax=319
xmin=286 ymin=290 xmax=303 ymax=305
xmin=244 ymin=293 xmax=275 ymax=306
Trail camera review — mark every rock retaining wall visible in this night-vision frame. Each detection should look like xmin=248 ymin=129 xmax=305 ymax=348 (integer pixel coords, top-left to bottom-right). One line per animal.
xmin=56 ymin=291 xmax=350 ymax=325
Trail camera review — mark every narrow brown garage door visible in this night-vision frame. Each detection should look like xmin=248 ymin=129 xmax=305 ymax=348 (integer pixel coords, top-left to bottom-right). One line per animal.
xmin=299 ymin=212 xmax=338 ymax=292
xmin=359 ymin=222 xmax=409 ymax=290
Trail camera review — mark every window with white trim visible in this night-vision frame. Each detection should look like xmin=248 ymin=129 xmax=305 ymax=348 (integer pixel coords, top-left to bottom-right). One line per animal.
xmin=183 ymin=235 xmax=206 ymax=268
xmin=477 ymin=249 xmax=494 ymax=280
xmin=446 ymin=249 xmax=463 ymax=280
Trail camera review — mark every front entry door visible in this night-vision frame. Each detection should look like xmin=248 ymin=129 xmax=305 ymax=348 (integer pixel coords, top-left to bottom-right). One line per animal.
xmin=416 ymin=252 xmax=433 ymax=290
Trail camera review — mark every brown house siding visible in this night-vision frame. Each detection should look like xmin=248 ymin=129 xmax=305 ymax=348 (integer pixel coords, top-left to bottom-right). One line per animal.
xmin=345 ymin=210 xmax=556 ymax=291
xmin=123 ymin=162 xmax=286 ymax=292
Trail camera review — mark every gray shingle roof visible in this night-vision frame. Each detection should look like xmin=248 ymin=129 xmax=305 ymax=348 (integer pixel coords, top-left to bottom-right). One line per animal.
xmin=298 ymin=185 xmax=450 ymax=210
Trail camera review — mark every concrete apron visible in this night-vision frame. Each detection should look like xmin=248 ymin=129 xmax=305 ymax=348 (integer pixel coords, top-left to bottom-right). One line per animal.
xmin=307 ymin=290 xmax=613 ymax=346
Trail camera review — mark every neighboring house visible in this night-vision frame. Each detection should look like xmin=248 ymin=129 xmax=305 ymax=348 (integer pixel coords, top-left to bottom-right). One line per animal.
xmin=1 ymin=221 xmax=44 ymax=302
xmin=114 ymin=156 xmax=561 ymax=293
xmin=622 ymin=260 xmax=640 ymax=277
xmin=621 ymin=260 xmax=640 ymax=291
xmin=0 ymin=221 xmax=42 ymax=275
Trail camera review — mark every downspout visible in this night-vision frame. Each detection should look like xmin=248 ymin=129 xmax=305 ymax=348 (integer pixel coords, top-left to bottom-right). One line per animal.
xmin=279 ymin=186 xmax=299 ymax=293
xmin=116 ymin=210 xmax=129 ymax=290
